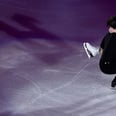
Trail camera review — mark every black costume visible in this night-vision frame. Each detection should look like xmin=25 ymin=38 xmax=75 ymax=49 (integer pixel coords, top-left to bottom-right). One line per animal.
xmin=99 ymin=33 xmax=116 ymax=74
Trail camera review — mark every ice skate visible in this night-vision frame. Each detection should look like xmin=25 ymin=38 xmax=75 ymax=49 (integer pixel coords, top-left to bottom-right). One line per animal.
xmin=111 ymin=76 xmax=116 ymax=88
xmin=83 ymin=42 xmax=99 ymax=58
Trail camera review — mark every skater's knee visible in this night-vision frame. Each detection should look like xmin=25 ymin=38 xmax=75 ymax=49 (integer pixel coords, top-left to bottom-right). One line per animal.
xmin=99 ymin=60 xmax=115 ymax=74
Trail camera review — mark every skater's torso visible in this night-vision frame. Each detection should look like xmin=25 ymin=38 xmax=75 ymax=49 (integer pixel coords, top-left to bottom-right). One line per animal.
xmin=100 ymin=33 xmax=116 ymax=61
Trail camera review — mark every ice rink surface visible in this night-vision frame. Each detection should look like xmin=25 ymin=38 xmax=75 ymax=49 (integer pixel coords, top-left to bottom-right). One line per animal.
xmin=0 ymin=0 xmax=116 ymax=116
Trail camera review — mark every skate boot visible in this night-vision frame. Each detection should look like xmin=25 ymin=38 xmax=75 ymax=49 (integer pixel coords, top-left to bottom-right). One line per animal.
xmin=111 ymin=76 xmax=116 ymax=88
xmin=83 ymin=42 xmax=99 ymax=58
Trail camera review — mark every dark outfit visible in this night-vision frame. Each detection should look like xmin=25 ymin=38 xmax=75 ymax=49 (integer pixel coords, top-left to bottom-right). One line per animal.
xmin=99 ymin=33 xmax=116 ymax=74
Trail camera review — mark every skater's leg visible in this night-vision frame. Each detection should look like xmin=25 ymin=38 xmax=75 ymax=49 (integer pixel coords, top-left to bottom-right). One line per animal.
xmin=99 ymin=59 xmax=116 ymax=87
xmin=99 ymin=59 xmax=116 ymax=74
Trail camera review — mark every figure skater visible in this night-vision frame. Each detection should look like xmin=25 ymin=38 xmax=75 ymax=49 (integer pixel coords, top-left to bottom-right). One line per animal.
xmin=83 ymin=16 xmax=116 ymax=88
